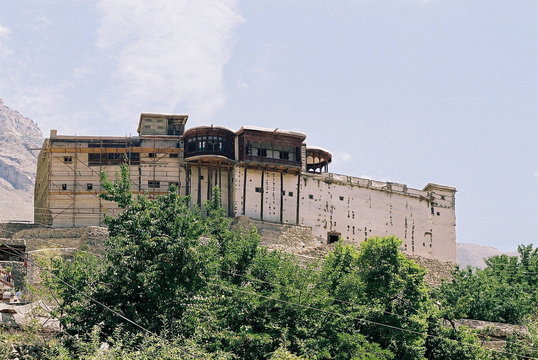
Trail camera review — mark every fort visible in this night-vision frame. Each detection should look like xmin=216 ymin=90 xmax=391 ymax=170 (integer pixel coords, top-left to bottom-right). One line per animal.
xmin=33 ymin=113 xmax=456 ymax=262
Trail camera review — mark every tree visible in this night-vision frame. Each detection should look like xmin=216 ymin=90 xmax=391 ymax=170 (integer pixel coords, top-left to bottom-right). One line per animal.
xmin=436 ymin=245 xmax=538 ymax=325
xmin=42 ymin=164 xmax=494 ymax=359
xmin=320 ymin=238 xmax=429 ymax=359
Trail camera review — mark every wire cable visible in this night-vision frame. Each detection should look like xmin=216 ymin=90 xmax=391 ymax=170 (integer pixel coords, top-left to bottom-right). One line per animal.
xmin=207 ymin=279 xmax=538 ymax=360
xmin=0 ymin=242 xmax=201 ymax=359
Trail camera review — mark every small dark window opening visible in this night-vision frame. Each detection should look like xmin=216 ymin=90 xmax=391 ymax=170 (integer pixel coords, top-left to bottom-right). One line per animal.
xmin=282 ymin=191 xmax=286 ymax=196
xmin=308 ymin=194 xmax=314 ymax=199
xmin=288 ymin=192 xmax=293 ymax=197
xmin=86 ymin=183 xmax=93 ymax=190
xmin=339 ymin=196 xmax=344 ymax=201
xmin=64 ymin=156 xmax=72 ymax=163
xmin=0 ymin=246 xmax=25 ymax=261
xmin=61 ymin=184 xmax=67 ymax=190
xmin=258 ymin=148 xmax=267 ymax=157
xmin=327 ymin=232 xmax=341 ymax=244
xmin=148 ymin=153 xmax=156 ymax=158
xmin=169 ymin=153 xmax=179 ymax=158
xmin=279 ymin=151 xmax=289 ymax=160
xmin=436 ymin=212 xmax=441 ymax=216
xmin=441 ymin=195 xmax=446 ymax=200
xmin=148 ymin=181 xmax=160 ymax=188
xmin=199 ymin=175 xmax=204 ymax=180
xmin=255 ymin=187 xmax=263 ymax=193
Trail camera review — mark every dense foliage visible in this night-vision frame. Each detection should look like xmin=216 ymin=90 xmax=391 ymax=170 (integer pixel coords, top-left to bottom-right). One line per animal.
xmin=31 ymin=165 xmax=536 ymax=359
xmin=436 ymin=245 xmax=538 ymax=325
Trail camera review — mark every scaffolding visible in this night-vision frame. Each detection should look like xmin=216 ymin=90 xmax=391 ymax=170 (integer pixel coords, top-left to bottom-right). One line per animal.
xmin=34 ymin=135 xmax=183 ymax=227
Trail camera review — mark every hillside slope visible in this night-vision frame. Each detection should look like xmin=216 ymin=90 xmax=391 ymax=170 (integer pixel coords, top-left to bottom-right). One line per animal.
xmin=457 ymin=242 xmax=517 ymax=268
xmin=0 ymin=99 xmax=43 ymax=221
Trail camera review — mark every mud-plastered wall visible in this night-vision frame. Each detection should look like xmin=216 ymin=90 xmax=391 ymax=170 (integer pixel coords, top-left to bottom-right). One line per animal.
xmin=233 ymin=168 xmax=299 ymax=224
xmin=297 ymin=173 xmax=456 ymax=262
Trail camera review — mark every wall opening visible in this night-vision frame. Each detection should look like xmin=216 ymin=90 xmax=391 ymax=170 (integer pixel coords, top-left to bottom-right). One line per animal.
xmin=327 ymin=232 xmax=341 ymax=244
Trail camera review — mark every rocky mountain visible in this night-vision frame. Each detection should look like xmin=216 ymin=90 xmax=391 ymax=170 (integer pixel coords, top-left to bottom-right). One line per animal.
xmin=457 ymin=242 xmax=517 ymax=268
xmin=0 ymin=99 xmax=43 ymax=221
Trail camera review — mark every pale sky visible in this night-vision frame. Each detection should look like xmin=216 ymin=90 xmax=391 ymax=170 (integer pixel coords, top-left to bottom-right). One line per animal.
xmin=1 ymin=0 xmax=536 ymax=251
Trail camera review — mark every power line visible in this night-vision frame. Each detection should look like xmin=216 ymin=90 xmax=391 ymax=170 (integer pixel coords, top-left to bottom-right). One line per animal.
xmin=0 ymin=242 xmax=201 ymax=359
xmin=207 ymin=279 xmax=538 ymax=360
xmin=218 ymin=268 xmax=538 ymax=350
xmin=3 ymin=242 xmax=537 ymax=358
xmin=292 ymin=251 xmax=538 ymax=277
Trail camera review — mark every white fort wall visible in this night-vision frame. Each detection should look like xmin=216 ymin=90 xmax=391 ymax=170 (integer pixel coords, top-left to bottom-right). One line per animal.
xmin=234 ymin=169 xmax=456 ymax=262
xmin=35 ymin=116 xmax=456 ymax=263
xmin=233 ymin=167 xmax=300 ymax=225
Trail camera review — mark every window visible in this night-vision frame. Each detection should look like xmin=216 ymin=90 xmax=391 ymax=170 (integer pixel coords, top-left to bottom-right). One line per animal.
xmin=86 ymin=183 xmax=93 ymax=190
xmin=327 ymin=232 xmax=341 ymax=244
xmin=61 ymin=184 xmax=67 ymax=190
xmin=88 ymin=152 xmax=140 ymax=166
xmin=148 ymin=181 xmax=160 ymax=188
xmin=169 ymin=153 xmax=179 ymax=158
xmin=268 ymin=150 xmax=280 ymax=159
xmin=436 ymin=212 xmax=440 ymax=216
xmin=187 ymin=142 xmax=196 ymax=152
xmin=255 ymin=187 xmax=263 ymax=193
xmin=308 ymin=194 xmax=314 ymax=199
xmin=279 ymin=151 xmax=289 ymax=160
xmin=339 ymin=196 xmax=344 ymax=201
xmin=258 ymin=148 xmax=267 ymax=157
xmin=169 ymin=182 xmax=179 ymax=188
xmin=148 ymin=153 xmax=156 ymax=158
xmin=63 ymin=156 xmax=72 ymax=163
xmin=288 ymin=192 xmax=294 ymax=197
xmin=441 ymin=195 xmax=446 ymax=200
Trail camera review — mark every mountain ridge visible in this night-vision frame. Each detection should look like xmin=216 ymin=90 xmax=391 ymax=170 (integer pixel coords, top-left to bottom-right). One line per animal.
xmin=457 ymin=242 xmax=517 ymax=268
xmin=0 ymin=99 xmax=43 ymax=221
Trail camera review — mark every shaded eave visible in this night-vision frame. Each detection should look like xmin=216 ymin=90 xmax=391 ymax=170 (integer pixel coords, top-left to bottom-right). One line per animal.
xmin=236 ymin=125 xmax=307 ymax=140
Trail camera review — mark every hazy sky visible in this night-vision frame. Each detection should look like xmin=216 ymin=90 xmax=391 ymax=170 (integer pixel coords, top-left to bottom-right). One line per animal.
xmin=1 ymin=0 xmax=536 ymax=251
